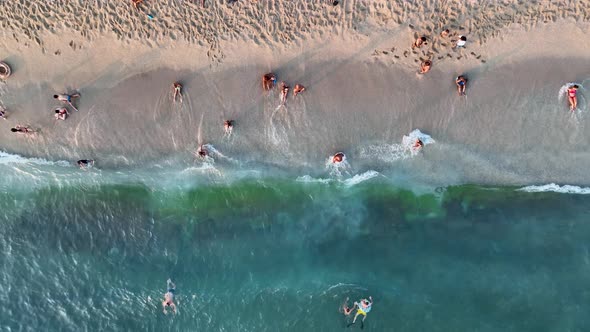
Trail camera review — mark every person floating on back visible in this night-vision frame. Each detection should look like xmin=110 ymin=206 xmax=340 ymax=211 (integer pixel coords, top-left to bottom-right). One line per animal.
xmin=77 ymin=160 xmax=94 ymax=169
xmin=54 ymin=107 xmax=69 ymax=121
xmin=347 ymin=296 xmax=373 ymax=329
xmin=10 ymin=125 xmax=35 ymax=134
xmin=172 ymin=82 xmax=183 ymax=104
xmin=293 ymin=84 xmax=306 ymax=97
xmin=162 ymin=279 xmax=177 ymax=315
xmin=455 ymin=75 xmax=468 ymax=96
xmin=567 ymin=85 xmax=579 ymax=111
xmin=262 ymin=73 xmax=277 ymax=91
xmin=420 ymin=60 xmax=432 ymax=74
xmin=54 ymin=92 xmax=80 ymax=111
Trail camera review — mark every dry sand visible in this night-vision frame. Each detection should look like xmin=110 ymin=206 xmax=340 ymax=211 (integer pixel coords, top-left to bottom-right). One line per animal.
xmin=0 ymin=0 xmax=590 ymax=185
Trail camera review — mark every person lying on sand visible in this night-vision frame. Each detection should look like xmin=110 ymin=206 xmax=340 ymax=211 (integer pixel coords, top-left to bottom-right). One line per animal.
xmin=293 ymin=84 xmax=306 ymax=97
xmin=567 ymin=85 xmax=579 ymax=111
xmin=280 ymin=82 xmax=289 ymax=105
xmin=10 ymin=125 xmax=35 ymax=134
xmin=420 ymin=60 xmax=432 ymax=74
xmin=332 ymin=152 xmax=345 ymax=163
xmin=224 ymin=120 xmax=234 ymax=135
xmin=54 ymin=93 xmax=80 ymax=103
xmin=162 ymin=279 xmax=177 ymax=315
xmin=262 ymin=73 xmax=277 ymax=91
xmin=54 ymin=107 xmax=69 ymax=121
xmin=172 ymin=82 xmax=183 ymax=104
xmin=77 ymin=160 xmax=94 ymax=169
xmin=412 ymin=36 xmax=427 ymax=49
xmin=456 ymin=75 xmax=468 ymax=96
xmin=453 ymin=35 xmax=467 ymax=48
xmin=132 ymin=0 xmax=143 ymax=9
xmin=440 ymin=29 xmax=450 ymax=38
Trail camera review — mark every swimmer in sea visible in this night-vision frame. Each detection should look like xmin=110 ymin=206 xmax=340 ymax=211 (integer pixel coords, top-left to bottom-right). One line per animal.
xmin=197 ymin=145 xmax=208 ymax=158
xmin=54 ymin=107 xmax=69 ymax=121
xmin=224 ymin=120 xmax=234 ymax=135
xmin=280 ymin=82 xmax=289 ymax=106
xmin=413 ymin=139 xmax=424 ymax=150
xmin=162 ymin=279 xmax=177 ymax=315
xmin=173 ymin=82 xmax=183 ymax=104
xmin=293 ymin=84 xmax=306 ymax=97
xmin=347 ymin=296 xmax=373 ymax=329
xmin=77 ymin=160 xmax=94 ymax=169
xmin=332 ymin=152 xmax=345 ymax=164
xmin=455 ymin=75 xmax=468 ymax=96
xmin=567 ymin=84 xmax=579 ymax=111
xmin=340 ymin=297 xmax=355 ymax=316
xmin=262 ymin=73 xmax=277 ymax=91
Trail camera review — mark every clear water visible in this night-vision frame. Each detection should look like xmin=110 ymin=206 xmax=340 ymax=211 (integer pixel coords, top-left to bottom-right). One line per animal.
xmin=1 ymin=161 xmax=589 ymax=331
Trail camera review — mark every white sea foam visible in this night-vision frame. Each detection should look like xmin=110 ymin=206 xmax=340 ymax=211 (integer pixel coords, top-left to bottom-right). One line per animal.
xmin=296 ymin=175 xmax=332 ymax=184
xmin=517 ymin=183 xmax=590 ymax=194
xmin=0 ymin=151 xmax=71 ymax=167
xmin=342 ymin=170 xmax=380 ymax=187
xmin=361 ymin=129 xmax=435 ymax=161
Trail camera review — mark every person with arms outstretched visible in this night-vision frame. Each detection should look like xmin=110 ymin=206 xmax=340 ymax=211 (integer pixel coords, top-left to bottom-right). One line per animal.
xmin=162 ymin=279 xmax=177 ymax=315
xmin=347 ymin=296 xmax=372 ymax=329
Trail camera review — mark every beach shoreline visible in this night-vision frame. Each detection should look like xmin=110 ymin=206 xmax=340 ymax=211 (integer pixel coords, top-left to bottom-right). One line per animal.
xmin=0 ymin=2 xmax=589 ymax=186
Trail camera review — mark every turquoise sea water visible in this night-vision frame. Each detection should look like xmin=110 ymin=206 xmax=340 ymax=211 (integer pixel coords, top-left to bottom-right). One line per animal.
xmin=1 ymin=159 xmax=590 ymax=331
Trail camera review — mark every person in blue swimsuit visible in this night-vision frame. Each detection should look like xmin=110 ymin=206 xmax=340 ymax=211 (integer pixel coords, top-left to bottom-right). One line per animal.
xmin=455 ymin=75 xmax=468 ymax=96
xmin=162 ymin=279 xmax=177 ymax=315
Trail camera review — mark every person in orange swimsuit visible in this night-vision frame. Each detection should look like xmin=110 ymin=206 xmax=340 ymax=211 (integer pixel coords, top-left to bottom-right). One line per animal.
xmin=293 ymin=84 xmax=306 ymax=97
xmin=567 ymin=85 xmax=579 ymax=111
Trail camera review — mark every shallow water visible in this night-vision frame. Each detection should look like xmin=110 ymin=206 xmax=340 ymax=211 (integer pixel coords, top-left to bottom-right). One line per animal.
xmin=1 ymin=158 xmax=590 ymax=331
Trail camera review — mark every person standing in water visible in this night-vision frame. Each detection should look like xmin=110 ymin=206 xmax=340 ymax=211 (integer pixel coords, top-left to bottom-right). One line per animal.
xmin=224 ymin=120 xmax=234 ymax=135
xmin=332 ymin=152 xmax=345 ymax=163
xmin=262 ymin=73 xmax=277 ymax=91
xmin=347 ymin=296 xmax=373 ymax=329
xmin=567 ymin=85 xmax=579 ymax=111
xmin=77 ymin=160 xmax=94 ymax=169
xmin=172 ymin=82 xmax=183 ymax=104
xmin=162 ymin=279 xmax=177 ymax=315
xmin=280 ymin=82 xmax=289 ymax=106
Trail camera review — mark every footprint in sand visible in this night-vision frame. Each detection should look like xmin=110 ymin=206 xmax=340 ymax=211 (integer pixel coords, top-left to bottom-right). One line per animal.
xmin=403 ymin=50 xmax=409 ymax=57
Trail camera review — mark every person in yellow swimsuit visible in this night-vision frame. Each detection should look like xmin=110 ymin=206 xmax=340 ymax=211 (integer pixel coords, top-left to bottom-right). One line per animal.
xmin=347 ymin=296 xmax=372 ymax=328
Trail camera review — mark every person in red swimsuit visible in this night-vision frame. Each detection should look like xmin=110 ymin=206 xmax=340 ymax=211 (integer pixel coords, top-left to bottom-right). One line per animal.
xmin=567 ymin=85 xmax=579 ymax=111
xmin=332 ymin=152 xmax=345 ymax=163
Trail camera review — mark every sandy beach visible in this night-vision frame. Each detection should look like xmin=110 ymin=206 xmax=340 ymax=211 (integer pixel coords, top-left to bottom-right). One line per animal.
xmin=1 ymin=0 xmax=590 ymax=185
